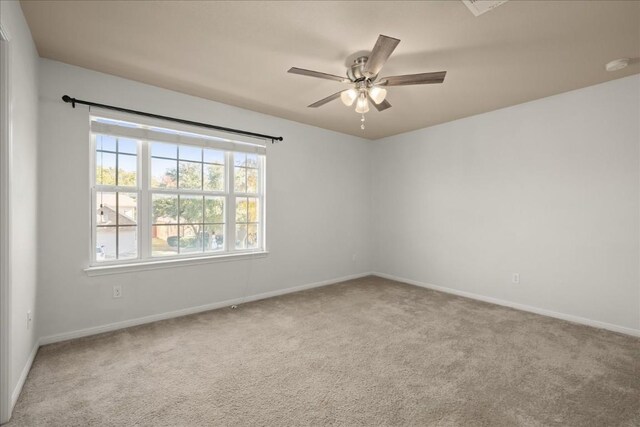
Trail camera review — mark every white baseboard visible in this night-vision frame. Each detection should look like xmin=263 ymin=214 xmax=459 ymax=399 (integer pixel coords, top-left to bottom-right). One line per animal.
xmin=372 ymin=272 xmax=640 ymax=338
xmin=11 ymin=339 xmax=38 ymax=411
xmin=39 ymin=272 xmax=372 ymax=346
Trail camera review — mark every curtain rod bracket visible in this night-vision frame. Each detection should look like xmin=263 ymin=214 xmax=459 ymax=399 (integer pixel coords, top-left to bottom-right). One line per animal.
xmin=61 ymin=95 xmax=283 ymax=142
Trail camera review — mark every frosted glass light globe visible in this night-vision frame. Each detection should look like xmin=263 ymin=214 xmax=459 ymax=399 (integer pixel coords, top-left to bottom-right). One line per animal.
xmin=340 ymin=88 xmax=358 ymax=106
xmin=355 ymin=94 xmax=370 ymax=113
xmin=369 ymin=86 xmax=387 ymax=104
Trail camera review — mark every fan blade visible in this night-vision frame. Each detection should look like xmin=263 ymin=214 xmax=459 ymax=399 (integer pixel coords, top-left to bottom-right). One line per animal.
xmin=288 ymin=67 xmax=349 ymax=83
xmin=373 ymin=99 xmax=392 ymax=112
xmin=308 ymin=91 xmax=344 ymax=108
xmin=363 ymin=35 xmax=401 ymax=78
xmin=380 ymin=71 xmax=446 ymax=86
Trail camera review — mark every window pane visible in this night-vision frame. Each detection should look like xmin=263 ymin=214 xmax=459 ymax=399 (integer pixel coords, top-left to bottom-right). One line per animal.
xmin=96 ymin=151 xmax=116 ymax=185
xmin=96 ymin=226 xmax=117 ymax=261
xmin=179 ymin=145 xmax=202 ymax=162
xmin=179 ymin=225 xmax=204 ymax=254
xmin=246 ymin=168 xmax=258 ymax=194
xmin=179 ymin=161 xmax=202 ymax=190
xmin=96 ymin=192 xmax=117 ymax=225
xmin=247 ymin=198 xmax=258 ymax=222
xmin=205 ymin=197 xmax=224 ymax=223
xmin=96 ymin=135 xmax=116 ymax=152
xmin=204 ymin=224 xmax=224 ymax=252
xmin=204 ymin=149 xmax=224 ymax=165
xmin=247 ymin=223 xmax=259 ymax=249
xmin=118 ymin=138 xmax=137 ymax=154
xmin=235 ymin=197 xmax=247 ymax=223
xmin=235 ymin=224 xmax=247 ymax=249
xmin=118 ymin=226 xmax=138 ymax=259
xmin=117 ymin=154 xmax=137 ymax=186
xmin=234 ymin=167 xmax=247 ymax=193
xmin=151 ymin=158 xmax=178 ymax=188
xmin=152 ymin=225 xmax=179 ymax=257
xmin=151 ymin=142 xmax=177 ymax=159
xmin=246 ymin=154 xmax=259 ymax=168
xmin=204 ymin=164 xmax=224 ymax=191
xmin=152 ymin=194 xmax=178 ymax=224
xmin=234 ymin=153 xmax=247 ymax=167
xmin=118 ymin=193 xmax=138 ymax=225
xmin=180 ymin=195 xmax=203 ymax=224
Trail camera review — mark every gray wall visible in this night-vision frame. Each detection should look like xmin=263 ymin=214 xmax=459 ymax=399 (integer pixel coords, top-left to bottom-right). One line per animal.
xmin=36 ymin=64 xmax=640 ymax=339
xmin=37 ymin=58 xmax=373 ymax=341
xmin=372 ymin=75 xmax=640 ymax=333
xmin=0 ymin=0 xmax=40 ymax=408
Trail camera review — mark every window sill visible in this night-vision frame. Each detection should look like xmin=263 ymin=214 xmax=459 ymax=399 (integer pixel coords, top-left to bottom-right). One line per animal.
xmin=84 ymin=251 xmax=269 ymax=276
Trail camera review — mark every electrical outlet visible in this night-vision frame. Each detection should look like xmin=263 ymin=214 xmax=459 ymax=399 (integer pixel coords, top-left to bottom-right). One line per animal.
xmin=113 ymin=285 xmax=123 ymax=299
xmin=26 ymin=310 xmax=32 ymax=330
xmin=512 ymin=273 xmax=520 ymax=284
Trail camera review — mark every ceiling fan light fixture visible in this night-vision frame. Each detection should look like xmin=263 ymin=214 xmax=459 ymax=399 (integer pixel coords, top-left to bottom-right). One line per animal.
xmin=355 ymin=93 xmax=370 ymax=113
xmin=340 ymin=88 xmax=359 ymax=106
xmin=368 ymin=86 xmax=387 ymax=105
xmin=288 ymin=35 xmax=448 ymax=129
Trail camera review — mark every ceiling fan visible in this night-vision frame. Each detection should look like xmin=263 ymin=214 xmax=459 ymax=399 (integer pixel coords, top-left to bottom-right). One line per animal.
xmin=288 ymin=34 xmax=446 ymax=129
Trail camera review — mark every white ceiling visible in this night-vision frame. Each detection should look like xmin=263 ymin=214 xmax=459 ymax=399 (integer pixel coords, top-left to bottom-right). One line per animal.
xmin=21 ymin=0 xmax=640 ymax=140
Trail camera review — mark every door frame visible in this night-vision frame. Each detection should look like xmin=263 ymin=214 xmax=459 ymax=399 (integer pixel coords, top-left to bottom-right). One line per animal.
xmin=0 ymin=19 xmax=13 ymax=424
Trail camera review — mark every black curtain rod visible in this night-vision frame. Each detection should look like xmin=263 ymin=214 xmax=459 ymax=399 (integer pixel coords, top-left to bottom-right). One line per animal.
xmin=61 ymin=95 xmax=283 ymax=143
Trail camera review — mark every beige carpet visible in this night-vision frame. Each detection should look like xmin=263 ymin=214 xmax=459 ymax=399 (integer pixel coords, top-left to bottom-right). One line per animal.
xmin=7 ymin=276 xmax=640 ymax=426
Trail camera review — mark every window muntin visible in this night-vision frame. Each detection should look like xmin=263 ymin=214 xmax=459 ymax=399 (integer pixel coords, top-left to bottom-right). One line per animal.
xmin=91 ymin=117 xmax=266 ymax=265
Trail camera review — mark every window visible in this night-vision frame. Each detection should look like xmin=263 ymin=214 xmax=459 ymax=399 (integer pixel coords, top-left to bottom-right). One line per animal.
xmin=91 ymin=113 xmax=266 ymax=265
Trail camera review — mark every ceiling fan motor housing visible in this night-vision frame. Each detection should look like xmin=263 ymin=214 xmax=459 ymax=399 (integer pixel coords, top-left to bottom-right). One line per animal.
xmin=347 ymin=56 xmax=373 ymax=82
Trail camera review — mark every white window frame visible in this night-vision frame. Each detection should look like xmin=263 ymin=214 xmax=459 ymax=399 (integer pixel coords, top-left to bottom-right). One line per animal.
xmin=87 ymin=111 xmax=267 ymax=272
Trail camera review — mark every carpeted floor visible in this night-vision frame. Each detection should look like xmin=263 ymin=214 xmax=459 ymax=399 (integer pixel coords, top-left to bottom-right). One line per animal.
xmin=7 ymin=276 xmax=640 ymax=426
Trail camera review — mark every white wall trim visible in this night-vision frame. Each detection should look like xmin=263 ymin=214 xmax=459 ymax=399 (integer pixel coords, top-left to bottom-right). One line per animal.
xmin=0 ymin=19 xmax=13 ymax=424
xmin=10 ymin=340 xmax=37 ymax=410
xmin=372 ymin=272 xmax=640 ymax=338
xmin=39 ymin=272 xmax=371 ymax=346
xmin=36 ymin=269 xmax=640 ymax=346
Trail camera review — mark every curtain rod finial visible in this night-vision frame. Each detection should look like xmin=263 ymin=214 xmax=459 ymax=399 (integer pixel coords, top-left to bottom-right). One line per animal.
xmin=62 ymin=95 xmax=75 ymax=108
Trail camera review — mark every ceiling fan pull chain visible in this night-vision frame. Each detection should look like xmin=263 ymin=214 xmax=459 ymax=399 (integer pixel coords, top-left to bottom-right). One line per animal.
xmin=361 ymin=114 xmax=365 ymax=130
